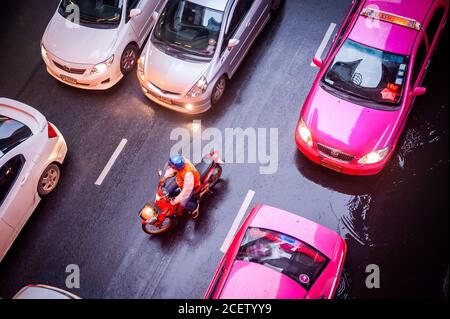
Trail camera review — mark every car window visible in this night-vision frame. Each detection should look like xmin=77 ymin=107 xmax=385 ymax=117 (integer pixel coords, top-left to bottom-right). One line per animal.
xmin=153 ymin=0 xmax=224 ymax=60
xmin=411 ymin=37 xmax=427 ymax=87
xmin=222 ymin=0 xmax=255 ymax=53
xmin=126 ymin=0 xmax=140 ymax=21
xmin=322 ymin=39 xmax=409 ymax=107
xmin=59 ymin=0 xmax=124 ymax=28
xmin=0 ymin=155 xmax=25 ymax=207
xmin=426 ymin=8 xmax=445 ymax=45
xmin=0 ymin=116 xmax=33 ymax=156
xmin=236 ymin=227 xmax=329 ymax=290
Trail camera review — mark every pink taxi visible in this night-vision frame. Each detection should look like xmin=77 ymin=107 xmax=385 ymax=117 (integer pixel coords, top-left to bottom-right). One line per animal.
xmin=295 ymin=0 xmax=449 ymax=175
xmin=204 ymin=205 xmax=347 ymax=299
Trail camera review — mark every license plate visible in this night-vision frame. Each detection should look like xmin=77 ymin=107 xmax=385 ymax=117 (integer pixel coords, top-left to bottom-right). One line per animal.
xmin=60 ymin=74 xmax=77 ymax=84
xmin=320 ymin=160 xmax=342 ymax=172
xmin=156 ymin=94 xmax=172 ymax=105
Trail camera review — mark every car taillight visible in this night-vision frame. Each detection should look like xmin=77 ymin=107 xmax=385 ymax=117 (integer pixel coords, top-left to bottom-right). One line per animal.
xmin=48 ymin=122 xmax=58 ymax=138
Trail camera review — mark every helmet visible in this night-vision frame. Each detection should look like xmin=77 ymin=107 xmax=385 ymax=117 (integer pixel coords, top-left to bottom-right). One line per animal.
xmin=168 ymin=155 xmax=185 ymax=170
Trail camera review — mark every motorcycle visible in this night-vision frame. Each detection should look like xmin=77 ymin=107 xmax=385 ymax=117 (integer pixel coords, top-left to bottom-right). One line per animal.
xmin=139 ymin=151 xmax=223 ymax=235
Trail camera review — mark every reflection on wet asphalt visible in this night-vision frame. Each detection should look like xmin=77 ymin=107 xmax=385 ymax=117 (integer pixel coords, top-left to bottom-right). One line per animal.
xmin=0 ymin=0 xmax=448 ymax=299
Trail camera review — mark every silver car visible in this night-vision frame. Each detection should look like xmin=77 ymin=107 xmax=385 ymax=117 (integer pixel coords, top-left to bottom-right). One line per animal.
xmin=138 ymin=0 xmax=281 ymax=114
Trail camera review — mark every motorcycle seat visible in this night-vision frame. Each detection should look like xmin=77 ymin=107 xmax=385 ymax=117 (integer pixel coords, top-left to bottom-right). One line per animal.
xmin=195 ymin=159 xmax=215 ymax=183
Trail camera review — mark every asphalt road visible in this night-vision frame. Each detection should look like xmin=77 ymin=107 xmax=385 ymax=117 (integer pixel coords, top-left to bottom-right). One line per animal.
xmin=0 ymin=0 xmax=448 ymax=299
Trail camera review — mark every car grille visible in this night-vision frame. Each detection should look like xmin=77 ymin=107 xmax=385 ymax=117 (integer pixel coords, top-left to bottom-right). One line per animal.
xmin=52 ymin=60 xmax=86 ymax=75
xmin=150 ymin=82 xmax=180 ymax=96
xmin=317 ymin=143 xmax=355 ymax=162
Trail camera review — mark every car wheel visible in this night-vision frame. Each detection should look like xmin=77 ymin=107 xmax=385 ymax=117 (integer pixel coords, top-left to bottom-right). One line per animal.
xmin=271 ymin=0 xmax=282 ymax=13
xmin=211 ymin=75 xmax=227 ymax=106
xmin=120 ymin=44 xmax=139 ymax=75
xmin=38 ymin=163 xmax=61 ymax=196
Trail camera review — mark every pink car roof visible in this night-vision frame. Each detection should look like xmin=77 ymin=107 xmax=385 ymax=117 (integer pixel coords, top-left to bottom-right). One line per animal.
xmin=349 ymin=0 xmax=433 ymax=55
xmin=219 ymin=261 xmax=307 ymax=299
xmin=249 ymin=205 xmax=341 ymax=259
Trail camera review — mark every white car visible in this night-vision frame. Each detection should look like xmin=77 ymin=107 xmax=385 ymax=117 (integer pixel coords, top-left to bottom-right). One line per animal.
xmin=41 ymin=0 xmax=164 ymax=90
xmin=0 ymin=98 xmax=67 ymax=262
xmin=13 ymin=284 xmax=81 ymax=299
xmin=138 ymin=0 xmax=282 ymax=114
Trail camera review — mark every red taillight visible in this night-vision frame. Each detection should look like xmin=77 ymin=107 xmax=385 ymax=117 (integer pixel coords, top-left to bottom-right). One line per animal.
xmin=47 ymin=122 xmax=58 ymax=138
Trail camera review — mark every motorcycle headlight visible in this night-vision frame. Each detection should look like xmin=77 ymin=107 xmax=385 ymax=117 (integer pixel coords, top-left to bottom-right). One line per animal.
xmin=186 ymin=76 xmax=208 ymax=98
xmin=358 ymin=147 xmax=390 ymax=164
xmin=91 ymin=55 xmax=114 ymax=74
xmin=297 ymin=118 xmax=313 ymax=147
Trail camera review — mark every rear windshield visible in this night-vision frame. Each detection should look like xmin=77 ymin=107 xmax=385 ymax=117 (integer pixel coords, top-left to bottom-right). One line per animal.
xmin=0 ymin=116 xmax=32 ymax=156
xmin=236 ymin=227 xmax=329 ymax=290
xmin=322 ymin=39 xmax=409 ymax=108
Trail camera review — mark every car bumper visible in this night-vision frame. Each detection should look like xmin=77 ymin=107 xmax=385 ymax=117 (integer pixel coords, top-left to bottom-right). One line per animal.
xmin=295 ymin=132 xmax=387 ymax=176
xmin=138 ymin=76 xmax=212 ymax=114
xmin=42 ymin=53 xmax=122 ymax=90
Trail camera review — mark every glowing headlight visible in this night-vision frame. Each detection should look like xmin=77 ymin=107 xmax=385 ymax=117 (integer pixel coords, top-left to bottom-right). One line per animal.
xmin=41 ymin=44 xmax=48 ymax=60
xmin=91 ymin=55 xmax=114 ymax=74
xmin=297 ymin=118 xmax=313 ymax=147
xmin=137 ymin=56 xmax=145 ymax=81
xmin=358 ymin=147 xmax=389 ymax=164
xmin=186 ymin=76 xmax=208 ymax=98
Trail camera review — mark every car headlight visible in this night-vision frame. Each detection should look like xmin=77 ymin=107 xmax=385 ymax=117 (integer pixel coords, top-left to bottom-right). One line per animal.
xmin=41 ymin=43 xmax=48 ymax=60
xmin=297 ymin=118 xmax=313 ymax=147
xmin=358 ymin=147 xmax=390 ymax=164
xmin=186 ymin=76 xmax=208 ymax=98
xmin=91 ymin=55 xmax=114 ymax=74
xmin=137 ymin=56 xmax=145 ymax=81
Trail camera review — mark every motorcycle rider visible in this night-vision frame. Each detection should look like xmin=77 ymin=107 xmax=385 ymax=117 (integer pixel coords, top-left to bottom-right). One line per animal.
xmin=162 ymin=155 xmax=201 ymax=218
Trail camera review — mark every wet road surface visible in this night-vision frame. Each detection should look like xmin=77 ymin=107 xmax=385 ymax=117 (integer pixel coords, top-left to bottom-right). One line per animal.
xmin=0 ymin=0 xmax=448 ymax=298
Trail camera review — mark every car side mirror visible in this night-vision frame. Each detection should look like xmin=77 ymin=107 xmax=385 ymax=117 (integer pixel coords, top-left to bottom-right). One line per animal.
xmin=312 ymin=57 xmax=324 ymax=68
xmin=410 ymin=86 xmax=426 ymax=97
xmin=151 ymin=11 xmax=159 ymax=21
xmin=227 ymin=38 xmax=240 ymax=50
xmin=129 ymin=8 xmax=142 ymax=19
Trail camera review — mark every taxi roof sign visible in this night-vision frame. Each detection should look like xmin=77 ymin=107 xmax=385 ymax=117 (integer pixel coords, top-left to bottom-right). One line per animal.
xmin=360 ymin=7 xmax=422 ymax=31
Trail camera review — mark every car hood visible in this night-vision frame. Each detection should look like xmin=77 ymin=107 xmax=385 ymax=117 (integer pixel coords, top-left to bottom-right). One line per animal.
xmin=42 ymin=12 xmax=118 ymax=64
xmin=220 ymin=261 xmax=307 ymax=299
xmin=143 ymin=41 xmax=209 ymax=94
xmin=302 ymin=85 xmax=400 ymax=157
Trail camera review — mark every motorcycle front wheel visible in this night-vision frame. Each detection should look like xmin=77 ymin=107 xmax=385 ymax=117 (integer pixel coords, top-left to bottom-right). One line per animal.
xmin=142 ymin=217 xmax=173 ymax=235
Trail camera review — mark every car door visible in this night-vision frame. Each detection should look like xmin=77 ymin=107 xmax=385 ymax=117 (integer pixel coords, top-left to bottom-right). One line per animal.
xmin=220 ymin=0 xmax=257 ymax=78
xmin=0 ymin=218 xmax=15 ymax=261
xmin=127 ymin=0 xmax=162 ymax=45
xmin=0 ymin=154 xmax=36 ymax=231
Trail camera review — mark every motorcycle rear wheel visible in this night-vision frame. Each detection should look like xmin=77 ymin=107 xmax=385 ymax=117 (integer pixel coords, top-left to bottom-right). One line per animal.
xmin=142 ymin=217 xmax=173 ymax=235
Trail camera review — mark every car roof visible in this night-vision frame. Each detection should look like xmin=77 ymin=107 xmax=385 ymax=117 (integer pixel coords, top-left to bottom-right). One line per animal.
xmin=348 ymin=0 xmax=435 ymax=55
xmin=188 ymin=0 xmax=228 ymax=11
xmin=249 ymin=205 xmax=341 ymax=259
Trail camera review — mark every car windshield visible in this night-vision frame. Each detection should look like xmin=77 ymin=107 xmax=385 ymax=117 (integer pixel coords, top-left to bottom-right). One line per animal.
xmin=153 ymin=0 xmax=224 ymax=60
xmin=322 ymin=39 xmax=409 ymax=107
xmin=0 ymin=116 xmax=33 ymax=156
xmin=236 ymin=227 xmax=329 ymax=290
xmin=59 ymin=0 xmax=123 ymax=28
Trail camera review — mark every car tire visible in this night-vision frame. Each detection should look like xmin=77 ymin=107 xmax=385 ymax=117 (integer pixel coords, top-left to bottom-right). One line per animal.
xmin=38 ymin=163 xmax=61 ymax=196
xmin=271 ymin=0 xmax=282 ymax=13
xmin=120 ymin=43 xmax=139 ymax=75
xmin=211 ymin=75 xmax=227 ymax=106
